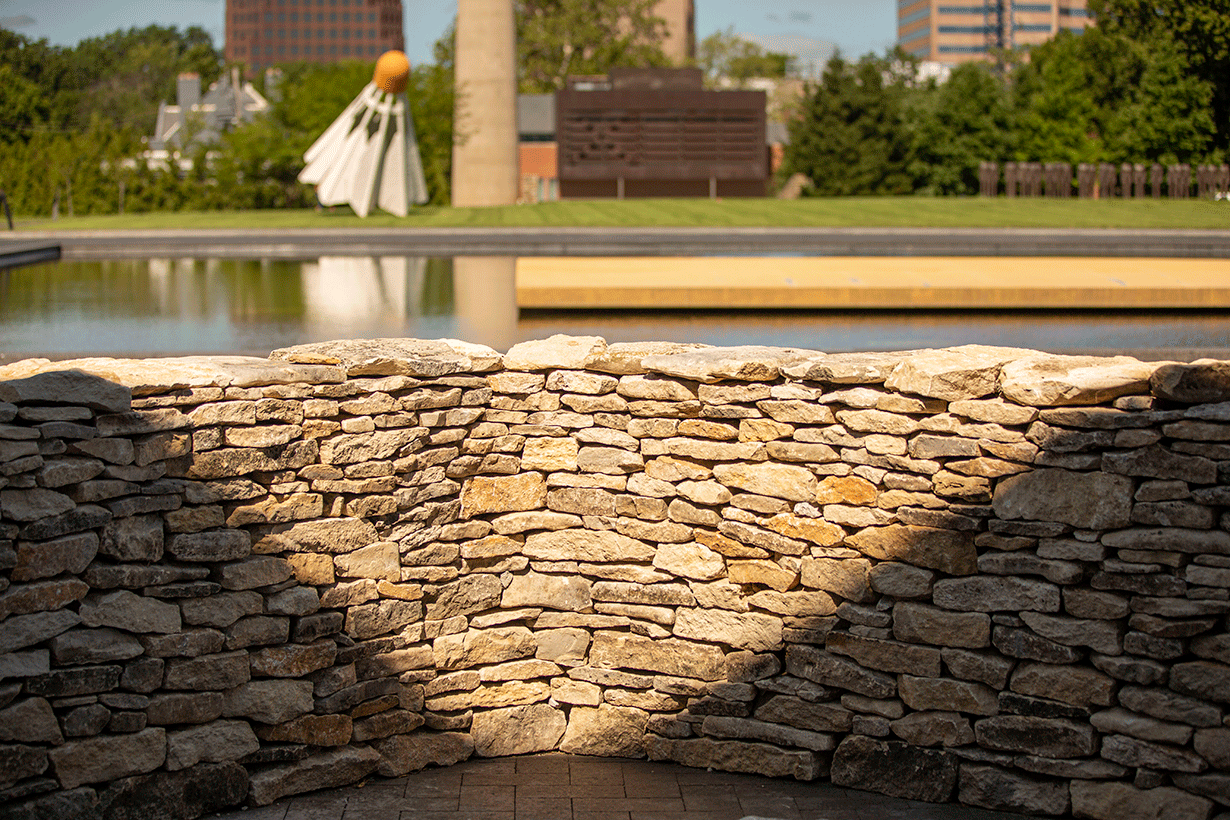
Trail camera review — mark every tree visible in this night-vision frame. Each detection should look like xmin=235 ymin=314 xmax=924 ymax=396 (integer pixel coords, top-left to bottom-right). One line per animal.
xmin=698 ymin=27 xmax=793 ymax=87
xmin=516 ymin=0 xmax=670 ymax=92
xmin=910 ymin=62 xmax=1014 ymax=194
xmin=1088 ymin=0 xmax=1227 ymax=157
xmin=784 ymin=53 xmax=918 ymax=196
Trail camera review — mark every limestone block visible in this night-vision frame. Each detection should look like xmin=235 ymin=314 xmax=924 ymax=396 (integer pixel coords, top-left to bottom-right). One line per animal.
xmin=504 ymin=335 xmax=606 ymax=371
xmin=50 ymin=628 xmax=143 ymax=665
xmin=884 ymin=344 xmax=1031 ymax=401
xmin=1172 ymin=661 xmax=1230 ymax=703
xmin=846 ymin=526 xmax=977 ymax=576
xmin=534 ymin=628 xmax=591 ymax=663
xmin=727 ymin=559 xmax=798 ymax=592
xmin=471 ymin=703 xmax=566 ymax=756
xmin=523 ymin=529 xmax=654 ymax=563
xmin=11 ymin=532 xmax=98 ymax=583
xmin=1 ymin=488 xmax=74 ymax=521
xmin=247 ymin=746 xmax=382 ymax=806
xmin=165 ymin=720 xmax=260 ymax=770
xmin=652 ymin=542 xmax=724 ymax=581
xmin=590 ymin=632 xmax=725 ymax=680
xmin=712 ymin=462 xmax=816 ymax=502
xmin=827 ymin=633 xmax=941 ymax=677
xmin=250 ymin=641 xmax=337 ymax=678
xmin=166 ymin=530 xmax=250 ymax=563
xmin=47 ymin=727 xmax=166 ymax=788
xmin=893 ymin=602 xmax=990 ymax=648
xmin=933 ymin=576 xmax=1060 ymax=613
xmin=0 ymin=697 xmax=63 ymax=744
xmin=1101 ymin=733 xmax=1207 ymax=773
xmin=560 ymin=704 xmax=648 ymax=757
xmin=345 ymin=599 xmax=422 ymax=640
xmin=868 ymin=562 xmax=936 ymax=599
xmin=333 ymin=542 xmax=400 ymax=581
xmin=800 ymin=558 xmax=872 ymax=602
xmin=763 ymin=514 xmax=845 ymax=547
xmin=754 ymin=695 xmax=853 ymax=733
xmin=434 ymin=627 xmax=538 ymax=670
xmin=1150 ymin=360 xmax=1230 ymax=404
xmin=645 ymin=734 xmax=821 ymax=780
xmin=258 ymin=517 xmax=378 ymax=554
xmin=941 ymin=648 xmax=1016 ymax=689
xmin=1019 ymin=611 xmax=1124 ymax=656
xmin=993 ymin=469 xmax=1132 ymax=530
xmin=891 ymin=711 xmax=974 ymax=747
xmin=830 ymin=736 xmax=958 ymax=802
xmin=1069 ymin=780 xmax=1214 ymax=820
xmin=958 ymin=763 xmax=1071 ymax=815
xmin=0 ymin=610 xmax=81 ymax=654
xmin=503 ymin=572 xmax=592 ymax=610
xmin=459 ymin=472 xmax=547 ymax=517
xmin=79 ymin=590 xmax=180 ymax=634
xmin=1000 ymin=354 xmax=1155 ymax=407
xmin=222 ymin=679 xmax=313 ymax=723
xmin=785 ymin=645 xmax=896 ymax=699
xmin=674 ymin=607 xmax=783 ymax=652
xmin=975 ymin=715 xmax=1096 ymax=757
xmin=898 ymin=675 xmax=998 ymax=715
xmin=1010 ymin=662 xmax=1116 ymax=707
xmin=642 ymin=345 xmax=812 ymax=384
xmin=179 ymin=591 xmax=262 ymax=628
xmin=373 ymin=731 xmax=473 ymax=777
xmin=145 ymin=692 xmax=224 ymax=725
xmin=521 ymin=437 xmax=579 ymax=471
xmin=1118 ymin=685 xmax=1222 ymax=728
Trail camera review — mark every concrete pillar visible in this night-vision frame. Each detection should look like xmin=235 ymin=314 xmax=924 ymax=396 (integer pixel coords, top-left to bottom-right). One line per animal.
xmin=452 ymin=0 xmax=519 ymax=207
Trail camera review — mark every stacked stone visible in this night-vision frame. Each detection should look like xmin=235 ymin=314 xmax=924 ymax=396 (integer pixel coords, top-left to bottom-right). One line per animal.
xmin=0 ymin=338 xmax=1228 ymax=820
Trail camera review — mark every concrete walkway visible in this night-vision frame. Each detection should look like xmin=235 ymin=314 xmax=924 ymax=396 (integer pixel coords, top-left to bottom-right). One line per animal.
xmin=221 ymin=753 xmax=1020 ymax=820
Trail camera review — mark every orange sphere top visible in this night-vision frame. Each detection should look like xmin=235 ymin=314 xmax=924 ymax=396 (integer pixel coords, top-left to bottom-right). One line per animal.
xmin=374 ymin=50 xmax=411 ymax=94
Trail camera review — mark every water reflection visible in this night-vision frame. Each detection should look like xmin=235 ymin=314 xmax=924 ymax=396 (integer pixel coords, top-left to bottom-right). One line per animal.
xmin=2 ymin=256 xmax=1229 ymax=359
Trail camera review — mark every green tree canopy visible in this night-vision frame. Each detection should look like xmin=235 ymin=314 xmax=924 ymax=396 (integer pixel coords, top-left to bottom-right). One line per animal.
xmin=516 ymin=0 xmax=670 ymax=92
xmin=698 ymin=27 xmax=794 ymax=87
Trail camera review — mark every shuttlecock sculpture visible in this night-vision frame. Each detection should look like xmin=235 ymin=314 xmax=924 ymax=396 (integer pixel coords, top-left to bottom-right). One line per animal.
xmin=299 ymin=51 xmax=429 ymax=217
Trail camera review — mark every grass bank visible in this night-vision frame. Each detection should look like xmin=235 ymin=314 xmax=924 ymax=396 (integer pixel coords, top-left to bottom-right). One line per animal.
xmin=13 ymin=197 xmax=1230 ymax=231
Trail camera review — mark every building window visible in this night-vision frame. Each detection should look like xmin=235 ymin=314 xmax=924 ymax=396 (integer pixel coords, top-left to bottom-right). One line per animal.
xmin=343 ymin=45 xmax=351 ymax=55
xmin=1013 ymin=3 xmax=1052 ymax=10
xmin=900 ymin=7 xmax=930 ymax=26
xmin=938 ymin=44 xmax=989 ymax=52
xmin=1014 ymin=23 xmax=1054 ymax=31
xmin=330 ymin=44 xmax=338 ymax=54
xmin=938 ymin=25 xmax=994 ymax=33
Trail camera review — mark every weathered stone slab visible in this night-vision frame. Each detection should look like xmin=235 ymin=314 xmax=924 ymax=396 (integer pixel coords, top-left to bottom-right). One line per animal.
xmin=702 ymin=715 xmax=835 ymax=752
xmin=893 ymin=602 xmax=990 ymax=648
xmin=373 ymin=731 xmax=474 ymax=777
xmin=79 ymin=590 xmax=180 ymax=634
xmin=975 ymin=715 xmax=1096 ymax=757
xmin=785 ymin=645 xmax=896 ymax=699
xmin=460 ymin=472 xmax=547 ymax=517
xmin=959 ymin=763 xmax=1071 ymax=815
xmin=47 ymin=727 xmax=165 ymax=788
xmin=933 ymin=576 xmax=1060 ymax=613
xmin=590 ymin=632 xmax=725 ymax=681
xmin=1151 ymin=360 xmax=1230 ymax=405
xmin=1070 ymin=780 xmax=1214 ymax=820
xmin=993 ymin=469 xmax=1132 ymax=530
xmin=471 ymin=703 xmax=566 ymax=756
xmin=827 ymin=632 xmax=941 ymax=677
xmin=502 ymin=572 xmax=592 ymax=611
xmin=434 ymin=627 xmax=538 ymax=670
xmin=884 ymin=345 xmax=1030 ymax=401
xmin=899 ymin=675 xmax=998 ymax=715
xmin=0 ymin=368 xmax=130 ymax=412
xmin=247 ymin=746 xmax=382 ymax=806
xmin=523 ymin=529 xmax=653 ymax=562
xmin=673 ymin=607 xmax=782 ymax=652
xmin=891 ymin=711 xmax=974 ymax=747
xmin=642 ymin=345 xmax=811 ymax=383
xmin=222 ymin=679 xmax=313 ymax=723
xmin=754 ymin=695 xmax=853 ymax=733
xmin=272 ymin=338 xmax=495 ymax=376
xmin=0 ymin=610 xmax=82 ymax=654
xmin=0 ymin=697 xmax=63 ymax=744
xmin=830 ymin=736 xmax=957 ymax=802
xmin=646 ymin=735 xmax=820 ymax=780
xmin=846 ymin=526 xmax=977 ymax=576
xmin=165 ymin=720 xmax=260 ymax=770
xmin=1010 ymin=662 xmax=1115 ymax=708
xmin=560 ymin=704 xmax=648 ymax=757
xmin=1000 ymin=355 xmax=1154 ymax=407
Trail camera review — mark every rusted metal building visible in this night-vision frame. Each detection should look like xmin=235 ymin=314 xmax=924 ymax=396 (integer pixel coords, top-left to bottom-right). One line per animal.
xmin=555 ymin=68 xmax=768 ymax=199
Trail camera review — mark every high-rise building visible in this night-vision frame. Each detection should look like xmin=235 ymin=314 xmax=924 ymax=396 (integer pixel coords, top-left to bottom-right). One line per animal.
xmin=225 ymin=0 xmax=404 ymax=70
xmin=655 ymin=0 xmax=696 ymax=64
xmin=898 ymin=1 xmax=1091 ymax=64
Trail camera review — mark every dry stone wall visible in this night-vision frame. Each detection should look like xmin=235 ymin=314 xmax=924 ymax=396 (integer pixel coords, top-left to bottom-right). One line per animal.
xmin=2 ymin=336 xmax=1230 ymax=820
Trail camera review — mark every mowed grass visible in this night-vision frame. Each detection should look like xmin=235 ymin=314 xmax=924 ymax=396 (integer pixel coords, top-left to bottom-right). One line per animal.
xmin=14 ymin=196 xmax=1230 ymax=231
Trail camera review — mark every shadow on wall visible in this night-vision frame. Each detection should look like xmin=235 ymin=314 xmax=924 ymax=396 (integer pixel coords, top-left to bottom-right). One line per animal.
xmin=1 ymin=339 xmax=1229 ymax=820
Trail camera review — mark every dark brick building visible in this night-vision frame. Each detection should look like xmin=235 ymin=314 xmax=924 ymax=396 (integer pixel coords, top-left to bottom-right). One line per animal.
xmin=225 ymin=0 xmax=404 ymax=70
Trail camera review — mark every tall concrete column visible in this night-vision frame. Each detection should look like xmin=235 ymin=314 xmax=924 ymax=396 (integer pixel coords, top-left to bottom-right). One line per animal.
xmin=452 ymin=0 xmax=519 ymax=207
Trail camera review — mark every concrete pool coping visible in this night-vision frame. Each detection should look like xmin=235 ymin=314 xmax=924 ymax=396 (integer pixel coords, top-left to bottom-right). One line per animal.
xmin=16 ymin=226 xmax=1230 ymax=259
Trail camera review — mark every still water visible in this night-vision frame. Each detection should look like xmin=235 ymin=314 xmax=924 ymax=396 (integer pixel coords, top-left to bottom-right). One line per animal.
xmin=3 ymin=256 xmax=1230 ymax=359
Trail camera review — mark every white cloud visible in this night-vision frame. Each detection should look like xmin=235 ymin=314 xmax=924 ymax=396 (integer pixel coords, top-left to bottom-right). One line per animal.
xmin=0 ymin=13 xmax=34 ymax=27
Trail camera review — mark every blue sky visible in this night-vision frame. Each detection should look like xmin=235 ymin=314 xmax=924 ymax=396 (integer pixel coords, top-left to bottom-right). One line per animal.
xmin=0 ymin=0 xmax=896 ymax=73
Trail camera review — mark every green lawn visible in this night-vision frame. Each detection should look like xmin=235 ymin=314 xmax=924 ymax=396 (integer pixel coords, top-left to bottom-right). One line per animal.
xmin=13 ymin=197 xmax=1230 ymax=231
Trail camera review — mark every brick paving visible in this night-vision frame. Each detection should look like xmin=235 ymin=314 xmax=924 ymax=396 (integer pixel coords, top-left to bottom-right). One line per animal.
xmin=219 ymin=753 xmax=1021 ymax=820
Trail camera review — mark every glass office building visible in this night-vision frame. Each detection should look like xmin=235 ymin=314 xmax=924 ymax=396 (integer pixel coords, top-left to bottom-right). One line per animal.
xmin=897 ymin=1 xmax=1090 ymax=64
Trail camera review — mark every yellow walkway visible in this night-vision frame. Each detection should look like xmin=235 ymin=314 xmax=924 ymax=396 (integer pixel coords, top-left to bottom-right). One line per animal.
xmin=515 ymin=256 xmax=1230 ymax=309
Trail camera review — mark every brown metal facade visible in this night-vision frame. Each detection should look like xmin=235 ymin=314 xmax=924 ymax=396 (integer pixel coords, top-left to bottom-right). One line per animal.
xmin=556 ymin=76 xmax=767 ymax=199
xmin=225 ymin=0 xmax=404 ymax=70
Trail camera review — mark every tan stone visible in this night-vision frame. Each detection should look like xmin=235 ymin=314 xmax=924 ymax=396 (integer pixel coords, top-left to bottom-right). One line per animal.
xmin=845 ymin=525 xmax=977 ymax=576
xmin=334 ymin=542 xmax=400 ymax=581
xmin=884 ymin=344 xmax=1031 ymax=401
xmin=460 ymin=472 xmax=547 ymax=517
xmin=426 ymin=681 xmax=551 ymax=712
xmin=433 ymin=627 xmax=538 ymax=670
xmin=652 ymin=541 xmax=725 ymax=581
xmin=645 ymin=735 xmax=820 ymax=780
xmin=560 ymin=704 xmax=649 ymax=757
xmin=762 ymin=514 xmax=845 ymax=547
xmin=747 ymin=589 xmax=836 ymax=617
xmin=801 ymin=558 xmax=872 ymax=602
xmin=815 ymin=476 xmax=878 ymax=505
xmin=713 ymin=463 xmax=816 ymax=501
xmin=287 ymin=553 xmax=334 ymax=585
xmin=590 ymin=632 xmax=725 ymax=680
xmin=673 ymin=607 xmax=783 ymax=652
xmin=521 ymin=437 xmax=579 ymax=471
xmin=523 ymin=529 xmax=654 ymax=562
xmin=502 ymin=572 xmax=592 ymax=610
xmin=471 ymin=704 xmax=567 ymax=756
xmin=999 ymin=354 xmax=1155 ymax=407
xmin=727 ymin=559 xmax=798 ymax=592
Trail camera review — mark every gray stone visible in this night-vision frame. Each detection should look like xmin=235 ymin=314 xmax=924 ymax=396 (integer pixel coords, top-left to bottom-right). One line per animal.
xmin=94 ymin=760 xmax=249 ymax=820
xmin=993 ymin=469 xmax=1132 ymax=530
xmin=893 ymin=602 xmax=990 ymax=648
xmin=645 ymin=734 xmax=820 ymax=780
xmin=830 ymin=735 xmax=958 ymax=802
xmin=785 ymin=646 xmax=896 ymax=699
xmin=891 ymin=711 xmax=974 ymax=747
xmin=78 ymin=590 xmax=180 ymax=634
xmin=1151 ymin=360 xmax=1230 ymax=404
xmin=222 ymin=679 xmax=313 ymax=723
xmin=11 ymin=532 xmax=98 ymax=582
xmin=1101 ymin=733 xmax=1208 ymax=773
xmin=1119 ymin=685 xmax=1222 ymax=728
xmin=702 ymin=714 xmax=836 ymax=752
xmin=933 ymin=576 xmax=1060 ymax=613
xmin=166 ymin=530 xmax=250 ymax=562
xmin=826 ymin=632 xmax=941 ymax=677
xmin=642 ymin=345 xmax=811 ymax=383
xmin=975 ymin=715 xmax=1096 ymax=757
xmin=958 ymin=763 xmax=1071 ymax=816
xmin=51 ymin=628 xmax=143 ymax=664
xmin=0 ymin=610 xmax=81 ymax=654
xmin=898 ymin=675 xmax=999 ymax=715
xmin=1011 ymin=662 xmax=1115 ymax=708
xmin=942 ymin=647 xmax=1016 ymax=689
xmin=165 ymin=720 xmax=260 ymax=770
xmin=163 ymin=651 xmax=250 ymax=691
xmin=1172 ymin=661 xmax=1230 ymax=704
xmin=47 ymin=727 xmax=165 ymax=788
xmin=868 ymin=562 xmax=936 ymax=599
xmin=372 ymin=731 xmax=474 ymax=777
xmin=1019 ymin=611 xmax=1124 ymax=656
xmin=0 ymin=698 xmax=63 ymax=744
xmin=561 ymin=704 xmax=649 ymax=757
xmin=1069 ymin=780 xmax=1214 ymax=820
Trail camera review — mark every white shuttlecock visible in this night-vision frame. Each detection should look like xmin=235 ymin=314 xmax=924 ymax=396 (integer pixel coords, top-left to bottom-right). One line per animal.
xmin=299 ymin=51 xmax=429 ymax=217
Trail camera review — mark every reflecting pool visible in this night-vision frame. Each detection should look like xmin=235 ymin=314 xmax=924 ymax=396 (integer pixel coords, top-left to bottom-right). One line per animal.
xmin=3 ymin=256 xmax=1229 ymax=359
